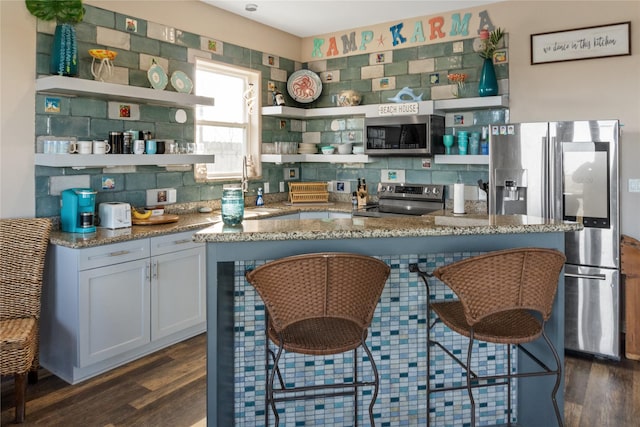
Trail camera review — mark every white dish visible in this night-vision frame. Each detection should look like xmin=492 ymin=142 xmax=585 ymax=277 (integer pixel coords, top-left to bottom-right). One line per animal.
xmin=147 ymin=60 xmax=168 ymax=90
xmin=287 ymin=69 xmax=322 ymax=104
xmin=170 ymin=71 xmax=193 ymax=94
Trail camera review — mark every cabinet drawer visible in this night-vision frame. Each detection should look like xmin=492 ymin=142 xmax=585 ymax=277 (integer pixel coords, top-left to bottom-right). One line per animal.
xmin=150 ymin=230 xmax=203 ymax=256
xmin=78 ymin=239 xmax=150 ymax=271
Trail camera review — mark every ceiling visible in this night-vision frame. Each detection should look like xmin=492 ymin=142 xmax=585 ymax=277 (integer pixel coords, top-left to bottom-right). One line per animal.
xmin=202 ymin=0 xmax=503 ymax=38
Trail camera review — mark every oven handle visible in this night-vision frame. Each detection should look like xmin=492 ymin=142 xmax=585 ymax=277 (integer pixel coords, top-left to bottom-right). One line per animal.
xmin=565 ymin=272 xmax=607 ymax=280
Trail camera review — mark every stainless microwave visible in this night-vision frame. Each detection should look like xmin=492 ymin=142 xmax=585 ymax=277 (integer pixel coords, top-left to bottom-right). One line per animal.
xmin=365 ymin=114 xmax=445 ymax=156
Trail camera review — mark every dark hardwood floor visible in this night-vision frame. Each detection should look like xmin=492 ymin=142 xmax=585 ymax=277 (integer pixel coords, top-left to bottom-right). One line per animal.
xmin=1 ymin=334 xmax=207 ymax=426
xmin=2 ymin=333 xmax=639 ymax=426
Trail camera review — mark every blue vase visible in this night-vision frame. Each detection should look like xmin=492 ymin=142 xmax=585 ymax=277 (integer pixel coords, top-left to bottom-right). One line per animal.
xmin=50 ymin=23 xmax=78 ymax=76
xmin=478 ymin=58 xmax=498 ymax=97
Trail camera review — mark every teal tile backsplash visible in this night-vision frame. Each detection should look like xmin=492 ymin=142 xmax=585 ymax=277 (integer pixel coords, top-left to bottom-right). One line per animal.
xmin=34 ymin=3 xmax=507 ymax=218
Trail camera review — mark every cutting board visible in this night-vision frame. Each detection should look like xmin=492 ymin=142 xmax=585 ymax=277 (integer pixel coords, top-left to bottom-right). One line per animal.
xmin=132 ymin=214 xmax=180 ymax=226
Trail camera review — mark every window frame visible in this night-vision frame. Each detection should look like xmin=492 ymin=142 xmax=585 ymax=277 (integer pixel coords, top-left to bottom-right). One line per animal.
xmin=194 ymin=58 xmax=261 ymax=182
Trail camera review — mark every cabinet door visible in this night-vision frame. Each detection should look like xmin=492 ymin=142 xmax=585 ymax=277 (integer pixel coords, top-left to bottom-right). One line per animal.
xmin=79 ymin=259 xmax=150 ymax=367
xmin=151 ymin=246 xmax=206 ymax=340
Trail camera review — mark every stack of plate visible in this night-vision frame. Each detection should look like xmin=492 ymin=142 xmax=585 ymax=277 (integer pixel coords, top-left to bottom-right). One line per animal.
xmin=298 ymin=142 xmax=317 ymax=154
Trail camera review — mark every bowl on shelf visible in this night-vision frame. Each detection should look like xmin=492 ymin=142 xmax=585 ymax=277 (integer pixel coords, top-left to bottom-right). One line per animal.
xmin=352 ymin=145 xmax=365 ymax=155
xmin=336 ymin=143 xmax=353 ymax=154
xmin=321 ymin=146 xmax=335 ymax=155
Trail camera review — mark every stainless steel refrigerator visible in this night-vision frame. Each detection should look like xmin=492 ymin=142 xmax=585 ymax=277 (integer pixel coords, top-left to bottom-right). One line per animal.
xmin=489 ymin=120 xmax=620 ymax=359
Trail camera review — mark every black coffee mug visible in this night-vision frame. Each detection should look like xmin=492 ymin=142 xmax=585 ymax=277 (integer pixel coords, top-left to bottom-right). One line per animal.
xmin=156 ymin=140 xmax=165 ymax=154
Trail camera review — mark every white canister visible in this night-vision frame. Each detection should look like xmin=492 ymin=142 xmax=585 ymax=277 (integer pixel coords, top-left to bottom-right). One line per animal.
xmin=133 ymin=140 xmax=145 ymax=154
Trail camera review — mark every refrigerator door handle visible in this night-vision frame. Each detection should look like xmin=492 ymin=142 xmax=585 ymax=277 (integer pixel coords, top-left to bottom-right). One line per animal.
xmin=542 ymin=135 xmax=549 ymax=219
xmin=565 ymin=272 xmax=607 ymax=280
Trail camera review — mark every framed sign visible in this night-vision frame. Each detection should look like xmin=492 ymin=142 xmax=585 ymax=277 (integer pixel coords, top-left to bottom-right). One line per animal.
xmin=531 ymin=22 xmax=630 ymax=64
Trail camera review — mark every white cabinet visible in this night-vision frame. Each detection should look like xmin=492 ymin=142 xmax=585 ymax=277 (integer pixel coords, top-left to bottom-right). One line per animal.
xmin=78 ymin=258 xmax=150 ymax=367
xmin=150 ymin=232 xmax=206 ymax=340
xmin=40 ymin=230 xmax=206 ymax=384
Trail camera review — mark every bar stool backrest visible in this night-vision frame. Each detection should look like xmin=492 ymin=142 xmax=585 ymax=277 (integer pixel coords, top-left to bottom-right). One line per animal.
xmin=0 ymin=218 xmax=52 ymax=321
xmin=433 ymin=248 xmax=566 ymax=325
xmin=246 ymin=252 xmax=390 ymax=333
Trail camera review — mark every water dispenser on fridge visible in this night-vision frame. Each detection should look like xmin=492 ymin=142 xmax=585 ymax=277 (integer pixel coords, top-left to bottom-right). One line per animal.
xmin=493 ymin=169 xmax=528 ymax=215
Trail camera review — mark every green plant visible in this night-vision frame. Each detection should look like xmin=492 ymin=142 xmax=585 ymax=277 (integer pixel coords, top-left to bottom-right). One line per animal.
xmin=479 ymin=27 xmax=505 ymax=60
xmin=25 ymin=0 xmax=84 ymax=23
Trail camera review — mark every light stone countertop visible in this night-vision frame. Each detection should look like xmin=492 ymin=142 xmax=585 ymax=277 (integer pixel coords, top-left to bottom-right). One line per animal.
xmin=194 ymin=210 xmax=582 ymax=243
xmin=48 ymin=202 xmax=353 ymax=249
xmin=49 ymin=202 xmax=582 ymax=249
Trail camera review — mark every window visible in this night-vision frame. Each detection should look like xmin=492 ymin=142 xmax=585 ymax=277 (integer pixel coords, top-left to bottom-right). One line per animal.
xmin=194 ymin=59 xmax=261 ymax=181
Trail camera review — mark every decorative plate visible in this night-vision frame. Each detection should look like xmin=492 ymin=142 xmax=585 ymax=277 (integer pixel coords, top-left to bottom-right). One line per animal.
xmin=88 ymin=49 xmax=117 ymax=61
xmin=287 ymin=69 xmax=322 ymax=103
xmin=147 ymin=60 xmax=168 ymax=90
xmin=170 ymin=71 xmax=193 ymax=94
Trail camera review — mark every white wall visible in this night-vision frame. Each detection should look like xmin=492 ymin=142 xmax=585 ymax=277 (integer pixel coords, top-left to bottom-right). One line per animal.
xmin=490 ymin=1 xmax=640 ymax=240
xmin=0 ymin=2 xmax=37 ymax=218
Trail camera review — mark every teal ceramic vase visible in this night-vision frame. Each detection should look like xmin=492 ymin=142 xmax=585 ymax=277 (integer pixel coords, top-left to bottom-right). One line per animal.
xmin=50 ymin=23 xmax=78 ymax=76
xmin=478 ymin=58 xmax=498 ymax=97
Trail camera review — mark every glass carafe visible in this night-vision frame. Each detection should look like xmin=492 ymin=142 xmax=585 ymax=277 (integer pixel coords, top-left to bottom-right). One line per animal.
xmin=221 ymin=184 xmax=244 ymax=226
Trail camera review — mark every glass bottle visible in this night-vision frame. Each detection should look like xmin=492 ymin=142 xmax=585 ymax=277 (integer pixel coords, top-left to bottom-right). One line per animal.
xmin=256 ymin=188 xmax=264 ymax=206
xmin=221 ymin=184 xmax=244 ymax=226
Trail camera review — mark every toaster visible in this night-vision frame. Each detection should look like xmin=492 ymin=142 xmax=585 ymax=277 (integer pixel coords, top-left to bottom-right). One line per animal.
xmin=99 ymin=202 xmax=132 ymax=229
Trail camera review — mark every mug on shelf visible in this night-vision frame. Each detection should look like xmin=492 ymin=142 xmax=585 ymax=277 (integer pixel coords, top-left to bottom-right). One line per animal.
xmin=93 ymin=140 xmax=111 ymax=155
xmin=72 ymin=140 xmax=93 ymax=154
xmin=145 ymin=139 xmax=157 ymax=155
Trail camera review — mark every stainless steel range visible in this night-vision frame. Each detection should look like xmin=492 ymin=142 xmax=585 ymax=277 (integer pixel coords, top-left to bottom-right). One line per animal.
xmin=354 ymin=183 xmax=445 ymax=218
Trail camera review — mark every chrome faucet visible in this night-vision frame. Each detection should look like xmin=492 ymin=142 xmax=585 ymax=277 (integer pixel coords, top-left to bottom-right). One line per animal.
xmin=241 ymin=155 xmax=249 ymax=193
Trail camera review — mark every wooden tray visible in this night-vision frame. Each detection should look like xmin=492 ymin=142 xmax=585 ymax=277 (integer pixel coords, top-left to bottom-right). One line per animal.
xmin=132 ymin=214 xmax=180 ymax=225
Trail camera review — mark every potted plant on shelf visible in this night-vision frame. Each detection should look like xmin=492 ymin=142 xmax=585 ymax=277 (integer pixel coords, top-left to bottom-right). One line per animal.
xmin=477 ymin=27 xmax=505 ymax=97
xmin=25 ymin=0 xmax=85 ymax=77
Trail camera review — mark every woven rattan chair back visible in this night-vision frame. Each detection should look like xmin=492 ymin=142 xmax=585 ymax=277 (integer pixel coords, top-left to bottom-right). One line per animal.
xmin=0 ymin=217 xmax=52 ymax=423
xmin=246 ymin=252 xmax=390 ymax=338
xmin=433 ymin=248 xmax=566 ymax=326
xmin=0 ymin=218 xmax=52 ymax=321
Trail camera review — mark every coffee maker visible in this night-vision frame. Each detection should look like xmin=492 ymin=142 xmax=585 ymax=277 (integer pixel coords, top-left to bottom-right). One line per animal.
xmin=60 ymin=188 xmax=97 ymax=233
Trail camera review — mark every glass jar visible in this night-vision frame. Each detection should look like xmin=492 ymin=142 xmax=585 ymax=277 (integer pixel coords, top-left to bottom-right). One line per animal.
xmin=221 ymin=184 xmax=244 ymax=226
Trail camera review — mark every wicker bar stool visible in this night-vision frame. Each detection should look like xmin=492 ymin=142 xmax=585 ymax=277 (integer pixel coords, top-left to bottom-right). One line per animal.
xmin=0 ymin=217 xmax=52 ymax=423
xmin=245 ymin=252 xmax=390 ymax=426
xmin=411 ymin=248 xmax=566 ymax=427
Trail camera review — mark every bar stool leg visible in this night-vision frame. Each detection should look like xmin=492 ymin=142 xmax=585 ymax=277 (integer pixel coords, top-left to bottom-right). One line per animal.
xmin=361 ymin=337 xmax=379 ymax=427
xmin=542 ymin=329 xmax=564 ymax=427
xmin=353 ymin=347 xmax=359 ymax=427
xmin=507 ymin=344 xmax=512 ymax=426
xmin=466 ymin=331 xmax=476 ymax=427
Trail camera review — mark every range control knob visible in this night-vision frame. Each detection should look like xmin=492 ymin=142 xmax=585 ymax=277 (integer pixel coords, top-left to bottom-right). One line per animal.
xmin=431 ymin=187 xmax=440 ymax=195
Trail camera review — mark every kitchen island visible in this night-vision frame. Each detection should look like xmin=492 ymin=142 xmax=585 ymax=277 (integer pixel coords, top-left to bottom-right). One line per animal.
xmin=195 ymin=214 xmax=581 ymax=427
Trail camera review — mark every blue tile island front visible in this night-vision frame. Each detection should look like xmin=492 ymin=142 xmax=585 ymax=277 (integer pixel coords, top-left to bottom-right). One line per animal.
xmin=194 ymin=214 xmax=580 ymax=426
